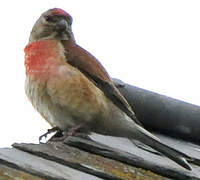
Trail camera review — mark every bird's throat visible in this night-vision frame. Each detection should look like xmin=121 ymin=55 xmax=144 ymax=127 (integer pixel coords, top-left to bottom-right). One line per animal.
xmin=24 ymin=40 xmax=65 ymax=81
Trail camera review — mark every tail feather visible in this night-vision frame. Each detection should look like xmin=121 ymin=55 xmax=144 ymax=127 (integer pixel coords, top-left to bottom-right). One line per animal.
xmin=133 ymin=124 xmax=192 ymax=170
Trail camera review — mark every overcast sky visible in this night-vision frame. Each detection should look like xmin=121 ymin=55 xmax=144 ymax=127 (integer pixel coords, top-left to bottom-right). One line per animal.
xmin=1 ymin=0 xmax=200 ymax=147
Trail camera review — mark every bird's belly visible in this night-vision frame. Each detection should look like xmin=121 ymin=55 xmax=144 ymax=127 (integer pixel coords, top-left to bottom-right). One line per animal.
xmin=25 ymin=76 xmax=76 ymax=129
xmin=25 ymin=66 xmax=109 ymax=130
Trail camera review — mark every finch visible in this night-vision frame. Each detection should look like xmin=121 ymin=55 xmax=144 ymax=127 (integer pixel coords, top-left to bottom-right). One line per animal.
xmin=25 ymin=8 xmax=192 ymax=170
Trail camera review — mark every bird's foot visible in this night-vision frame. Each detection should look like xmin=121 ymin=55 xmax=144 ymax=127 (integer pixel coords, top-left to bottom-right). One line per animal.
xmin=49 ymin=123 xmax=91 ymax=142
xmin=65 ymin=125 xmax=82 ymax=136
xmin=39 ymin=127 xmax=62 ymax=143
xmin=49 ymin=132 xmax=91 ymax=142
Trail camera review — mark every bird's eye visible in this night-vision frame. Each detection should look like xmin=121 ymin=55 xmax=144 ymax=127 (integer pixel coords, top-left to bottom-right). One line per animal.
xmin=44 ymin=15 xmax=57 ymax=23
xmin=44 ymin=16 xmax=50 ymax=21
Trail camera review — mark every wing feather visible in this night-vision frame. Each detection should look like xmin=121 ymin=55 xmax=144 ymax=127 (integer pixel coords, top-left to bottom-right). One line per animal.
xmin=61 ymin=40 xmax=143 ymax=126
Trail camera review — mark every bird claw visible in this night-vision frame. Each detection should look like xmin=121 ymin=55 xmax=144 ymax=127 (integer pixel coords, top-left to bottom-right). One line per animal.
xmin=49 ymin=130 xmax=86 ymax=142
xmin=49 ymin=129 xmax=91 ymax=142
xmin=39 ymin=124 xmax=90 ymax=142
xmin=39 ymin=127 xmax=62 ymax=143
xmin=51 ymin=132 xmax=91 ymax=142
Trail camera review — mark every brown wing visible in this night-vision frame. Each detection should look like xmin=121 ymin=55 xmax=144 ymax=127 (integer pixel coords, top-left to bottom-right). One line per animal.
xmin=61 ymin=40 xmax=143 ymax=126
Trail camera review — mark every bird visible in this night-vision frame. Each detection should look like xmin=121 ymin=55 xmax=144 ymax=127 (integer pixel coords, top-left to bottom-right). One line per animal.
xmin=24 ymin=8 xmax=192 ymax=170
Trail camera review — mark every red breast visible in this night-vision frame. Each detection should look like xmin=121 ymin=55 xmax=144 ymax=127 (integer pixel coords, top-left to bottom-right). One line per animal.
xmin=24 ymin=40 xmax=65 ymax=81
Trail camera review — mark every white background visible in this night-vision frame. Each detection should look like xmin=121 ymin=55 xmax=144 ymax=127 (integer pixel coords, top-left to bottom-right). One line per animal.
xmin=1 ymin=0 xmax=200 ymax=147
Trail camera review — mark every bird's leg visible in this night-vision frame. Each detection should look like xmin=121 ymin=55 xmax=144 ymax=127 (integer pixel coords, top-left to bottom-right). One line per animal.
xmin=49 ymin=123 xmax=91 ymax=142
xmin=39 ymin=127 xmax=62 ymax=143
xmin=65 ymin=123 xmax=84 ymax=136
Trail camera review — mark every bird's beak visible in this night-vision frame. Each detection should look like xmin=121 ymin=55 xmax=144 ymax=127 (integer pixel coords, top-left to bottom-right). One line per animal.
xmin=55 ymin=18 xmax=75 ymax=42
xmin=56 ymin=19 xmax=69 ymax=32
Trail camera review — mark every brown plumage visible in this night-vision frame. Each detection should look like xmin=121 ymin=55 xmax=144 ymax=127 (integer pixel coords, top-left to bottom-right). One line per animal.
xmin=25 ymin=8 xmax=192 ymax=170
xmin=61 ymin=40 xmax=142 ymax=126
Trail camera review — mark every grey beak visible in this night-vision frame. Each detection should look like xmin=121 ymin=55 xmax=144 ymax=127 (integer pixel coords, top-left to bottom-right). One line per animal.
xmin=56 ymin=19 xmax=68 ymax=32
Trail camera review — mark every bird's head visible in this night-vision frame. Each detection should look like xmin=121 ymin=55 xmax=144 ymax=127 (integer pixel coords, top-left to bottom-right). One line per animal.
xmin=29 ymin=8 xmax=75 ymax=43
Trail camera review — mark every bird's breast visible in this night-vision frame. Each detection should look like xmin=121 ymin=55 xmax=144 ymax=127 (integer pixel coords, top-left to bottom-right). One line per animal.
xmin=24 ymin=40 xmax=66 ymax=81
xmin=25 ymin=40 xmax=110 ymax=128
